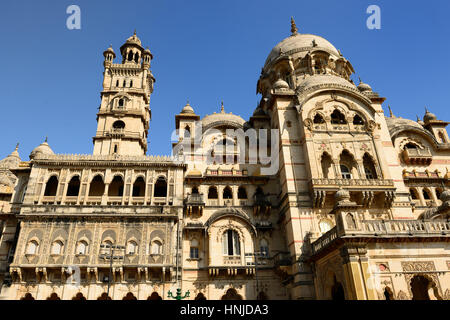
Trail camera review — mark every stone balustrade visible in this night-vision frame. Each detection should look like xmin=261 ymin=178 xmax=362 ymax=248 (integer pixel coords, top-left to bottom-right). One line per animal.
xmin=311 ymin=219 xmax=450 ymax=256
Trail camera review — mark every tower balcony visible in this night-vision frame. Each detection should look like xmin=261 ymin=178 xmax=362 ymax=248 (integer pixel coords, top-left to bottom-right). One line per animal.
xmin=185 ymin=193 xmax=205 ymax=216
xmin=309 ymin=178 xmax=396 ymax=208
xmin=310 ymin=215 xmax=450 ymax=259
xmin=402 ymin=147 xmax=432 ymax=165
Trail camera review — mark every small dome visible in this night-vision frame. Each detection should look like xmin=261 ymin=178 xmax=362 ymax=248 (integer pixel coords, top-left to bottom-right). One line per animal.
xmin=252 ymin=107 xmax=267 ymax=117
xmin=0 ymin=144 xmax=21 ymax=169
xmin=423 ymin=108 xmax=437 ymax=123
xmin=30 ymin=139 xmax=54 ymax=160
xmin=440 ymin=189 xmax=450 ymax=202
xmin=104 ymin=46 xmax=115 ymax=54
xmin=125 ymin=31 xmax=142 ymax=47
xmin=265 ymin=33 xmax=340 ymax=68
xmin=357 ymin=79 xmax=372 ymax=92
xmin=335 ymin=188 xmax=350 ymax=202
xmin=181 ymin=102 xmax=195 ymax=114
xmin=416 ymin=116 xmax=425 ymax=126
xmin=273 ymin=79 xmax=290 ymax=90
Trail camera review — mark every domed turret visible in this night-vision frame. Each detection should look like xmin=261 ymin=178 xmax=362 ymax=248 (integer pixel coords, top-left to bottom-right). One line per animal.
xmin=335 ymin=187 xmax=350 ymax=203
xmin=423 ymin=107 xmax=437 ymax=123
xmin=357 ymin=78 xmax=372 ymax=92
xmin=181 ymin=101 xmax=195 ymax=114
xmin=0 ymin=143 xmax=21 ymax=169
xmin=103 ymin=45 xmax=116 ymax=67
xmin=29 ymin=137 xmax=54 ymax=160
xmin=258 ymin=18 xmax=355 ymax=96
xmin=120 ymin=30 xmax=144 ymax=64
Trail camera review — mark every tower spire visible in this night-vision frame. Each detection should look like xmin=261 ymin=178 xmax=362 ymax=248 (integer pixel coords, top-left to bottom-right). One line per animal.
xmin=290 ymin=17 xmax=298 ymax=36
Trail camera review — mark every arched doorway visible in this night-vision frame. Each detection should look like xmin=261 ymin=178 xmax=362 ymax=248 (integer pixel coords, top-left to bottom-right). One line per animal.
xmin=47 ymin=292 xmax=60 ymax=300
xmin=97 ymin=292 xmax=112 ymax=300
xmin=221 ymin=288 xmax=243 ymax=300
xmin=72 ymin=292 xmax=86 ymax=300
xmin=409 ymin=275 xmax=442 ymax=300
xmin=147 ymin=292 xmax=162 ymax=300
xmin=257 ymin=291 xmax=268 ymax=300
xmin=20 ymin=293 xmax=35 ymax=300
xmin=331 ymin=276 xmax=345 ymax=300
xmin=123 ymin=292 xmax=137 ymax=300
xmin=195 ymin=292 xmax=207 ymax=300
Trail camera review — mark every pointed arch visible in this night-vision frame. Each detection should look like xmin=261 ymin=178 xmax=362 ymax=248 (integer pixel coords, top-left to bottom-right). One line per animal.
xmin=44 ymin=176 xmax=58 ymax=196
xmin=363 ymin=153 xmax=378 ymax=179
xmin=89 ymin=175 xmax=105 ymax=196
xmin=66 ymin=175 xmax=80 ymax=196
xmin=108 ymin=175 xmax=124 ymax=196
xmin=320 ymin=152 xmax=333 ymax=179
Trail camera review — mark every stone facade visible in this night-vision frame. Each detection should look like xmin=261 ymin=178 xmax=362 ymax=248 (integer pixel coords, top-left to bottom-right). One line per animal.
xmin=0 ymin=21 xmax=449 ymax=300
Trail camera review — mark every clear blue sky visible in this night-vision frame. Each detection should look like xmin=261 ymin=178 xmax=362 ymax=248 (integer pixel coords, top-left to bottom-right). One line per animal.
xmin=1 ymin=0 xmax=449 ymax=160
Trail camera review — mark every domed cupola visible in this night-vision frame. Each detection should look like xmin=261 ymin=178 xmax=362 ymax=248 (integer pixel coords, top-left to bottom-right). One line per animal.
xmin=258 ymin=18 xmax=355 ymax=96
xmin=273 ymin=78 xmax=290 ymax=90
xmin=29 ymin=137 xmax=54 ymax=160
xmin=120 ymin=30 xmax=144 ymax=64
xmin=103 ymin=45 xmax=116 ymax=67
xmin=423 ymin=107 xmax=437 ymax=123
xmin=0 ymin=143 xmax=21 ymax=169
xmin=357 ymin=77 xmax=372 ymax=93
xmin=181 ymin=101 xmax=196 ymax=114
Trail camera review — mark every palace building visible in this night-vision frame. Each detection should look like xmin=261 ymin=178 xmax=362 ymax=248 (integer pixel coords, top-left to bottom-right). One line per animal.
xmin=0 ymin=20 xmax=449 ymax=300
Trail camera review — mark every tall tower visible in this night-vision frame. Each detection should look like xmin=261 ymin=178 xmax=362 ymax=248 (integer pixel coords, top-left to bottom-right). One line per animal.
xmin=93 ymin=31 xmax=155 ymax=156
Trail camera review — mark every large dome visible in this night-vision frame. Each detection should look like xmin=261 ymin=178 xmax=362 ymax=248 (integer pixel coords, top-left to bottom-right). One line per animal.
xmin=201 ymin=104 xmax=245 ymax=131
xmin=264 ymin=33 xmax=340 ymax=68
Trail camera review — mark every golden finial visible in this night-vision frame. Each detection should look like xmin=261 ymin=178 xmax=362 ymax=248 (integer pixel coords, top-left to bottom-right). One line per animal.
xmin=358 ymin=77 xmax=362 ymax=84
xmin=45 ymin=136 xmax=48 ymax=143
xmin=133 ymin=29 xmax=136 ymax=36
xmin=220 ymin=100 xmax=225 ymax=113
xmin=15 ymin=142 xmax=19 ymax=150
xmin=290 ymin=17 xmax=298 ymax=36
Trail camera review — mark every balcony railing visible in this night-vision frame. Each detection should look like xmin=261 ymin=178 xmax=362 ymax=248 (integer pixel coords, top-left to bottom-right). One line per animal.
xmin=186 ymin=194 xmax=205 ymax=206
xmin=310 ymin=178 xmax=394 ymax=189
xmin=311 ymin=219 xmax=450 ymax=256
xmin=402 ymin=148 xmax=432 ymax=165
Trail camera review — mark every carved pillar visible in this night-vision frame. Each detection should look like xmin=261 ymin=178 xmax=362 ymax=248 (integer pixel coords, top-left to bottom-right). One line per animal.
xmin=417 ymin=187 xmax=426 ymax=206
xmin=339 ymin=243 xmax=375 ymax=300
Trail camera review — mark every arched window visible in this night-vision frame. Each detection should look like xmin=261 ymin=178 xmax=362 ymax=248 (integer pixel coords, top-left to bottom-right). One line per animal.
xmin=116 ymin=80 xmax=119 ymax=87
xmin=108 ymin=175 xmax=124 ymax=197
xmin=66 ymin=176 xmax=80 ymax=196
xmin=134 ymin=52 xmax=139 ymax=63
xmin=132 ymin=177 xmax=145 ymax=197
xmin=222 ymin=229 xmax=240 ymax=256
xmin=76 ymin=241 xmax=88 ymax=255
xmin=439 ymin=131 xmax=446 ymax=143
xmin=319 ymin=220 xmax=333 ymax=234
xmin=51 ymin=240 xmax=63 ymax=255
xmin=191 ymin=186 xmax=199 ymax=194
xmin=123 ymin=80 xmax=126 ymax=87
xmin=129 ymin=80 xmax=133 ymax=87
xmin=72 ymin=292 xmax=86 ymax=300
xmin=127 ymin=51 xmax=133 ymax=61
xmin=404 ymin=143 xmax=418 ymax=150
xmin=44 ymin=176 xmax=58 ymax=196
xmin=118 ymin=98 xmax=124 ymax=108
xmin=184 ymin=126 xmax=191 ymax=138
xmin=340 ymin=165 xmax=351 ymax=179
xmin=260 ymin=239 xmax=269 ymax=257
xmin=363 ymin=153 xmax=378 ymax=179
xmin=112 ymin=120 xmax=125 ymax=130
xmin=190 ymin=239 xmax=199 ymax=259
xmin=339 ymin=150 xmax=355 ymax=179
xmin=127 ymin=241 xmax=138 ymax=255
xmin=89 ymin=175 xmax=105 ymax=196
xmin=410 ymin=188 xmax=419 ymax=200
xmin=321 ymin=152 xmax=333 ymax=179
xmin=313 ymin=113 xmax=325 ymax=124
xmin=123 ymin=292 xmax=137 ymax=300
xmin=353 ymin=114 xmax=365 ymax=125
xmin=223 ymin=186 xmax=233 ymax=199
xmin=26 ymin=240 xmax=39 ymax=255
xmin=423 ymin=189 xmax=431 ymax=200
xmin=331 ymin=109 xmax=347 ymax=124
xmin=154 ymin=177 xmax=167 ymax=197
xmin=237 ymin=186 xmax=247 ymax=199
xmin=195 ymin=293 xmax=207 ymax=300
xmin=436 ymin=188 xmax=443 ymax=201
xmin=221 ymin=288 xmax=243 ymax=300
xmin=151 ymin=240 xmax=162 ymax=255
xmin=208 ymin=186 xmax=218 ymax=199
xmin=147 ymin=292 xmax=162 ymax=300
